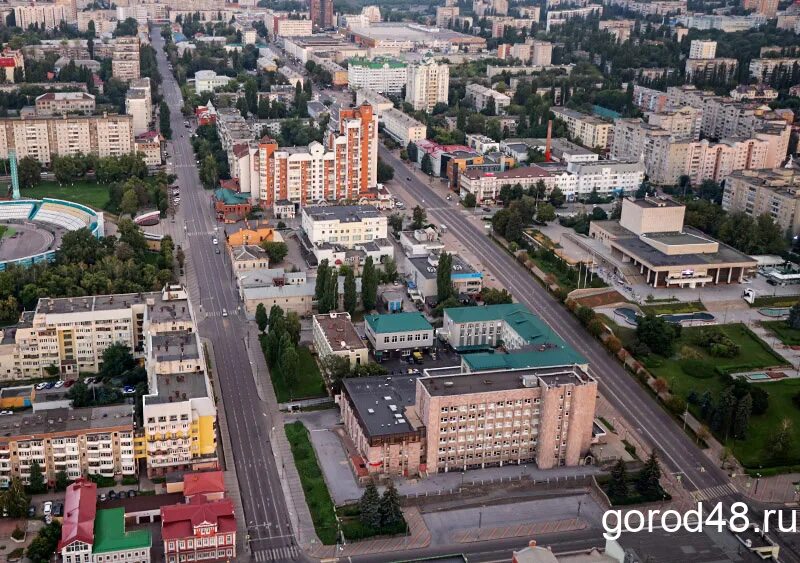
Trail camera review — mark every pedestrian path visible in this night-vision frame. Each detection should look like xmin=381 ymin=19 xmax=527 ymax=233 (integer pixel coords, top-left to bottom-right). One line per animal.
xmin=691 ymin=483 xmax=738 ymax=502
xmin=253 ymin=545 xmax=300 ymax=561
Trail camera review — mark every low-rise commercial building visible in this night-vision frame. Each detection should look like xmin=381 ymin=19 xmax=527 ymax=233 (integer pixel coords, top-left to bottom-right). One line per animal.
xmin=365 ymin=312 xmax=434 ymax=360
xmin=238 ymin=269 xmax=314 ymax=316
xmin=229 ymin=245 xmax=269 ymax=271
xmin=312 ymin=312 xmax=369 ymax=366
xmin=194 ymin=70 xmax=232 ymax=94
xmin=301 ymin=205 xmax=388 ymax=248
xmin=161 ymin=497 xmax=236 ymax=563
xmin=404 ymin=252 xmax=483 ymax=299
xmin=723 ymin=169 xmax=800 ymax=236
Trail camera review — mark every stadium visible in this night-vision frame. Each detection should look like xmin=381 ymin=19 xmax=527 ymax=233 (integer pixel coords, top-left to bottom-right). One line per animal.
xmin=0 ymin=198 xmax=104 ymax=271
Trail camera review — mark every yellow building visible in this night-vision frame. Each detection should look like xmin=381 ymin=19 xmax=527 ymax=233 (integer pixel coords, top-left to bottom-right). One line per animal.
xmin=227 ymin=225 xmax=282 ymax=246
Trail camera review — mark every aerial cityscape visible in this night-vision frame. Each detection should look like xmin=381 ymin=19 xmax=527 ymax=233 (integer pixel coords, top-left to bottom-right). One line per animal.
xmin=0 ymin=0 xmax=796 ymax=561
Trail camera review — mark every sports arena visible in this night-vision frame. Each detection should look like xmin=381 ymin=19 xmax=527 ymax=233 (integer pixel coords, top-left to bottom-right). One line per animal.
xmin=0 ymin=198 xmax=104 ymax=271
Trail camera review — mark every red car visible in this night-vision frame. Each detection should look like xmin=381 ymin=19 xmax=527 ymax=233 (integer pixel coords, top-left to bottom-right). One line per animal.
xmin=64 ymin=380 xmax=76 ymax=388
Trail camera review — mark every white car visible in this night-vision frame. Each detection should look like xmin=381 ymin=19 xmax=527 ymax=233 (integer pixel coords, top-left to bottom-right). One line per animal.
xmin=35 ymin=382 xmax=47 ymax=390
xmin=54 ymin=380 xmax=65 ymax=388
xmin=222 ymin=308 xmax=228 ymax=317
xmin=43 ymin=501 xmax=53 ymax=516
xmin=212 ymin=238 xmax=218 ymax=245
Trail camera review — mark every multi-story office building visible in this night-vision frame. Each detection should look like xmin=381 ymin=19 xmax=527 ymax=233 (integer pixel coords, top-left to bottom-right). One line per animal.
xmin=405 ymin=59 xmax=450 ymax=112
xmin=551 ymin=107 xmax=612 ymax=150
xmin=312 ymin=312 xmax=368 ymax=366
xmin=0 ymin=114 xmax=134 ymax=166
xmin=13 ymin=4 xmax=67 ymax=30
xmin=347 ymin=57 xmax=407 ymax=95
xmin=257 ymin=103 xmax=378 ymax=210
xmin=271 ymin=16 xmax=313 ymax=38
xmin=301 ymin=204 xmax=388 ymax=247
xmin=382 ymin=107 xmax=426 ymax=147
xmin=0 ymin=404 xmax=136 ymax=487
xmin=111 ymin=37 xmax=140 ymax=82
xmin=310 ymin=0 xmax=334 ymax=29
xmin=466 ymin=84 xmax=511 ymax=114
xmin=723 ymin=169 xmax=800 ymax=235
xmin=689 ymin=39 xmax=717 ymax=59
xmin=34 ymin=92 xmax=95 ymax=116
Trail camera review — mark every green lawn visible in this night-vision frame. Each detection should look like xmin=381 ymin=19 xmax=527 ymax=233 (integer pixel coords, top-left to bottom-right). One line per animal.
xmin=641 ymin=301 xmax=706 ymax=315
xmin=259 ymin=336 xmax=327 ymax=403
xmin=762 ymin=320 xmax=800 ymax=346
xmin=752 ymin=295 xmax=800 ymax=308
xmin=285 ymin=421 xmax=338 ymax=545
xmin=644 ymin=324 xmax=798 ymax=469
xmin=600 ymin=314 xmax=637 ymax=348
xmin=22 ymin=180 xmax=110 ymax=210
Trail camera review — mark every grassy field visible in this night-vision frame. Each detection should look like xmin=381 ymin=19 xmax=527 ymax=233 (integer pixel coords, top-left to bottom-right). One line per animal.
xmin=22 ymin=181 xmax=110 ymax=210
xmin=752 ymin=295 xmax=800 ymax=308
xmin=644 ymin=324 xmax=797 ymax=469
xmin=640 ymin=301 xmax=706 ymax=315
xmin=259 ymin=337 xmax=327 ymax=402
xmin=285 ymin=421 xmax=338 ymax=545
xmin=599 ymin=314 xmax=637 ymax=348
xmin=762 ymin=320 xmax=800 ymax=346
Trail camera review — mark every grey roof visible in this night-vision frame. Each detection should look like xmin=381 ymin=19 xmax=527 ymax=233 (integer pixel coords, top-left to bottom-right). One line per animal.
xmin=408 ymin=254 xmax=478 ymax=280
xmin=0 ymin=404 xmax=133 ymax=439
xmin=421 ymin=365 xmax=593 ymax=397
xmin=146 ymin=371 xmax=209 ymax=404
xmin=303 ymin=205 xmax=382 ymax=223
xmin=342 ymin=374 xmax=421 ymax=438
xmin=150 ymin=331 xmax=200 ymax=362
xmin=243 ymin=282 xmax=315 ymax=300
xmin=613 ymin=231 xmax=757 ymax=268
xmin=36 ymin=292 xmax=157 ymax=315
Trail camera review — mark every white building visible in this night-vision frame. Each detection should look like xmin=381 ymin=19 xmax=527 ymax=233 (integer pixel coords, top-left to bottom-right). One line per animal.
xmin=405 ymin=59 xmax=450 ymax=112
xmin=125 ymin=78 xmax=152 ymax=136
xmin=382 ymin=107 xmax=426 ymax=147
xmin=465 ymin=84 xmax=510 ymax=114
xmin=347 ymin=57 xmax=407 ymax=95
xmin=312 ymin=313 xmax=368 ymax=367
xmin=551 ymin=107 xmax=612 ymax=150
xmin=14 ymin=4 xmax=67 ymax=30
xmin=689 ymin=39 xmax=717 ymax=59
xmin=301 ymin=205 xmax=388 ymax=247
xmin=194 ymin=70 xmax=232 ymax=94
xmin=466 ymin=134 xmax=500 ymax=154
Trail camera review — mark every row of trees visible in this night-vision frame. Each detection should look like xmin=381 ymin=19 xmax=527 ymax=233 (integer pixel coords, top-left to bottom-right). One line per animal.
xmin=684 ymin=200 xmax=787 ymax=255
xmin=259 ymin=304 xmax=303 ymax=396
xmin=357 ymin=480 xmax=404 ymax=532
xmin=606 ymin=451 xmax=666 ymax=504
xmin=689 ymin=377 xmax=769 ymax=444
xmin=192 ymin=124 xmax=230 ymax=188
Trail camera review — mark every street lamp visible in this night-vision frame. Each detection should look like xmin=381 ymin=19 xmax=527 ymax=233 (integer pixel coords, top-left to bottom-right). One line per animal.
xmin=754 ymin=472 xmax=761 ymax=495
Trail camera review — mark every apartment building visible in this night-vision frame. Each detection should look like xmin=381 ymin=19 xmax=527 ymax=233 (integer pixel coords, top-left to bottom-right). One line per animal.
xmin=77 ymin=9 xmax=117 ymax=34
xmin=730 ymin=84 xmax=779 ymax=101
xmin=347 ymin=57 xmax=407 ymax=95
xmin=312 ymin=312 xmax=368 ymax=366
xmin=723 ymin=169 xmax=800 ymax=235
xmin=194 ymin=69 xmax=233 ymax=94
xmin=310 ymin=0 xmax=334 ymax=29
xmin=632 ymin=85 xmax=668 ymax=112
xmin=301 ymin=204 xmax=388 ymax=247
xmin=382 ymin=107 xmax=426 ymax=147
xmin=271 ymin=16 xmax=313 ymax=39
xmin=566 ymin=160 xmax=645 ymax=196
xmin=598 ymin=19 xmax=635 ymax=42
xmin=135 ymin=131 xmax=163 ymax=167
xmin=685 ymin=57 xmax=738 ymax=81
xmin=125 ymin=91 xmax=149 ymax=136
xmin=35 ymin=92 xmax=95 ymax=116
xmin=466 ymin=84 xmax=511 ymax=115
xmin=339 ymin=362 xmax=598 ymax=476
xmin=111 ymin=37 xmax=140 ymax=82
xmin=551 ymin=107 xmax=612 ymax=150
xmin=0 ymin=404 xmax=136 ymax=487
xmin=749 ymin=57 xmax=800 ymax=82
xmin=355 ymin=89 xmax=393 ymax=118
xmin=256 ymin=103 xmax=378 ymax=209
xmin=645 ymin=106 xmax=702 ymax=141
xmin=491 ymin=17 xmax=539 ymax=38
xmin=405 ymin=59 xmax=450 ymax=112
xmin=689 ymin=39 xmax=717 ymax=59
xmin=0 ymin=113 xmax=134 ymax=164
xmin=545 ymin=5 xmax=602 ymax=30
xmin=13 ymin=4 xmax=67 ymax=30
xmin=436 ymin=6 xmax=459 ymax=26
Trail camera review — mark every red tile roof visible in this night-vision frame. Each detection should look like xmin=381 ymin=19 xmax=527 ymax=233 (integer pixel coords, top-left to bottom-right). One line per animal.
xmin=183 ymin=471 xmax=225 ymax=499
xmin=58 ymin=479 xmax=98 ymax=551
xmin=161 ymin=497 xmax=236 ymax=541
xmin=0 ymin=57 xmax=17 ymax=68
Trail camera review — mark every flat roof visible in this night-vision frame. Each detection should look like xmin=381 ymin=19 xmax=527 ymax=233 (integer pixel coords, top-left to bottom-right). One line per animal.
xmin=644 ymin=231 xmax=711 ymax=246
xmin=462 ymin=347 xmax=586 ymax=371
xmin=365 ymin=312 xmax=432 ymax=334
xmin=303 ymin=205 xmax=382 ymax=223
xmin=93 ymin=508 xmax=151 ymax=554
xmin=421 ymin=365 xmax=593 ymax=397
xmin=0 ymin=404 xmax=133 ymax=441
xmin=628 ymin=196 xmax=682 ymax=209
xmin=342 ymin=374 xmax=420 ymax=438
xmin=349 ymin=22 xmax=485 ymax=44
xmin=150 ymin=331 xmax=200 ymax=362
xmin=408 ymin=254 xmax=479 ymax=280
xmin=146 ymin=371 xmax=209 ymax=405
xmin=613 ymin=232 xmax=757 ymax=268
xmin=36 ymin=292 xmax=157 ymax=315
xmin=314 ymin=313 xmax=365 ymax=351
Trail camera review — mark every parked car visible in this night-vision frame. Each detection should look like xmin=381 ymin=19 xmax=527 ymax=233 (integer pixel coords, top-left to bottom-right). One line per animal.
xmin=54 ymin=380 xmax=65 ymax=388
xmin=84 ymin=377 xmax=95 ymax=385
xmin=44 ymin=382 xmax=56 ymax=389
xmin=27 ymin=505 xmax=35 ymax=518
xmin=122 ymin=386 xmax=136 ymax=395
xmin=43 ymin=501 xmax=52 ymax=516
xmin=107 ymin=490 xmax=118 ymax=500
xmin=99 ymin=493 xmax=107 ymax=502
xmin=35 ymin=382 xmax=47 ymax=390
xmin=64 ymin=380 xmax=75 ymax=388
xmin=127 ymin=490 xmax=137 ymax=498
xmin=53 ymin=502 xmax=63 ymax=517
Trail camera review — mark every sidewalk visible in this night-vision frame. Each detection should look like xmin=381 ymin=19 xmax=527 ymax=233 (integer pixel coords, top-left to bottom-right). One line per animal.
xmin=453 ymin=517 xmax=586 ymax=544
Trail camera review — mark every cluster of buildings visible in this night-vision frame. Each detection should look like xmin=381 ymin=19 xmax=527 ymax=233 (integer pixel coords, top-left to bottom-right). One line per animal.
xmin=616 ymin=84 xmax=792 ymax=185
xmin=0 ymin=285 xmax=218 ymax=484
xmin=57 ymin=471 xmax=236 ymax=563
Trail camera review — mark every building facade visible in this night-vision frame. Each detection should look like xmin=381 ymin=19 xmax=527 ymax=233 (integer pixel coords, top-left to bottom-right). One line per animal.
xmin=723 ymin=169 xmax=800 ymax=235
xmin=161 ymin=498 xmax=236 ymax=563
xmin=347 ymin=57 xmax=407 ymax=95
xmin=405 ymin=59 xmax=450 ymax=112
xmin=35 ymin=92 xmax=95 ymax=116
xmin=365 ymin=312 xmax=434 ymax=359
xmin=312 ymin=312 xmax=369 ymax=366
xmin=551 ymin=107 xmax=612 ymax=150
xmin=466 ymin=84 xmax=511 ymax=114
xmin=111 ymin=37 xmax=140 ymax=82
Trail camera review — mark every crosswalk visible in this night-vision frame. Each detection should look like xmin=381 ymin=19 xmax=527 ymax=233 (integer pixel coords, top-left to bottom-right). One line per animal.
xmin=691 ymin=483 xmax=738 ymax=502
xmin=253 ymin=545 xmax=300 ymax=561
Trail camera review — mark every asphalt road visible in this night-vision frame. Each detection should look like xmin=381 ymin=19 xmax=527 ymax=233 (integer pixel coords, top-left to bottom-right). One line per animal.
xmin=152 ymin=28 xmax=297 ymax=562
xmin=379 ymin=146 xmax=800 ymax=563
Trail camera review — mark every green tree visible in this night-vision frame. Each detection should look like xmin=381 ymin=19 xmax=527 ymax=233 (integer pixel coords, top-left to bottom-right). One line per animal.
xmin=359 ymin=480 xmax=382 ymax=529
xmin=3 ymin=477 xmax=30 ymax=518
xmin=26 ymin=522 xmax=62 ymax=563
xmin=769 ymin=418 xmax=793 ymax=462
xmin=480 ymin=287 xmax=513 ymax=305
xmin=280 ymin=346 xmax=299 ymax=393
xmin=27 ymin=460 xmax=46 ymax=494
xmin=245 ymin=79 xmax=258 ymax=114
xmin=379 ymin=481 xmax=403 ymax=527
xmin=635 ymin=450 xmax=662 ymax=500
xmin=504 ymin=209 xmax=523 ymax=243
xmin=120 ymin=189 xmax=139 ymax=215
xmin=536 ymin=203 xmax=556 ymax=223
xmin=377 ymin=157 xmax=394 ymax=183
xmin=67 ymin=378 xmax=90 ymax=408
xmin=406 ymin=142 xmax=418 ymax=162
xmin=159 ymin=100 xmax=172 ymax=139
xmin=421 ymin=153 xmax=434 ymax=175
xmin=635 ymin=315 xmax=679 ymax=357
xmin=382 ymin=256 xmax=397 ymax=283
xmin=607 ymin=459 xmax=629 ymax=501
xmin=388 ymin=213 xmax=404 ymax=234
xmin=256 ymin=303 xmax=268 ymax=332
xmin=261 ymin=241 xmax=288 ymax=263
xmin=17 ymin=156 xmax=42 ymax=189
xmin=258 ymin=97 xmax=270 ymax=119
xmin=463 ymin=192 xmax=477 ymax=208
xmin=99 ymin=343 xmax=136 ymax=380
xmin=343 ymin=268 xmax=357 ymax=315
xmin=711 ymin=387 xmax=737 ymax=440
xmin=362 ymin=257 xmax=378 ymax=312
xmin=412 ymin=205 xmax=427 ymax=229
xmin=437 ymin=251 xmax=453 ymax=302
xmin=789 ymin=302 xmax=800 ymax=330
xmin=315 ymin=260 xmax=329 ymax=301
xmin=285 ymin=312 xmax=301 ymax=346
xmin=199 ymin=154 xmax=219 ymax=189
xmin=55 ymin=470 xmax=69 ymax=492
xmin=732 ymin=393 xmax=752 ymax=440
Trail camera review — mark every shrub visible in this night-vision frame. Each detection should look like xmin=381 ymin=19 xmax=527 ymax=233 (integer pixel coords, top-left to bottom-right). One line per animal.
xmin=635 ymin=370 xmax=650 ymax=384
xmin=576 ymin=306 xmax=596 ymax=326
xmin=605 ymin=336 xmax=622 ymax=354
xmin=694 ymin=328 xmax=740 ymax=358
xmin=587 ymin=318 xmax=605 ymax=337
xmin=678 ymin=345 xmax=703 ymax=360
xmin=665 ymin=395 xmax=687 ymax=415
xmin=680 ymin=358 xmax=714 ymax=378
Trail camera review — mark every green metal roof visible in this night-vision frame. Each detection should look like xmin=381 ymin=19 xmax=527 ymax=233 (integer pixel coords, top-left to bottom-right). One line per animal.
xmin=93 ymin=508 xmax=151 ymax=554
xmin=213 ymin=188 xmax=250 ymax=205
xmin=365 ymin=312 xmax=433 ymax=334
xmin=444 ymin=303 xmax=528 ymax=324
xmin=462 ymin=348 xmax=587 ymax=372
xmin=348 ymin=57 xmax=406 ymax=69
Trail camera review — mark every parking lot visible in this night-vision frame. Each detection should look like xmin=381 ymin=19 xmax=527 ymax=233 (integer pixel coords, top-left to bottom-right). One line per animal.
xmin=375 ymin=345 xmax=461 ymax=376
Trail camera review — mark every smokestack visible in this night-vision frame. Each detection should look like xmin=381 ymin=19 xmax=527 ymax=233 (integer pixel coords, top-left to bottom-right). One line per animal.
xmin=544 ymin=120 xmax=552 ymax=162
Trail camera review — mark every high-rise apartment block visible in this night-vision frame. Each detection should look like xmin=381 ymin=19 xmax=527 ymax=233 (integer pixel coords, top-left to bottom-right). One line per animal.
xmin=436 ymin=6 xmax=460 ymax=26
xmin=126 ymin=77 xmax=152 ymax=136
xmin=0 ymin=114 xmax=134 ymax=165
xmin=405 ymin=59 xmax=450 ymax=112
xmin=257 ymin=103 xmax=378 ymax=212
xmin=112 ymin=36 xmax=140 ymax=82
xmin=13 ymin=4 xmax=67 ymax=30
xmin=310 ymin=0 xmax=334 ymax=29
xmin=723 ymin=169 xmax=800 ymax=235
xmin=689 ymin=39 xmax=717 ymax=59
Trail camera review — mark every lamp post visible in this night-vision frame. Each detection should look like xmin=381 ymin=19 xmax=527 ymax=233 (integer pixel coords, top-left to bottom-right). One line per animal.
xmin=754 ymin=472 xmax=761 ymax=495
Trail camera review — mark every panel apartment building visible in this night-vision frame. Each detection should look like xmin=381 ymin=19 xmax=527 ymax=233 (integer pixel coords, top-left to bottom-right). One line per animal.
xmin=723 ymin=169 xmax=800 ymax=236
xmin=0 ymin=114 xmax=135 ymax=165
xmin=256 ymin=103 xmax=378 ymax=212
xmin=551 ymin=107 xmax=613 ymax=150
xmin=112 ymin=36 xmax=140 ymax=82
xmin=405 ymin=59 xmax=450 ymax=112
